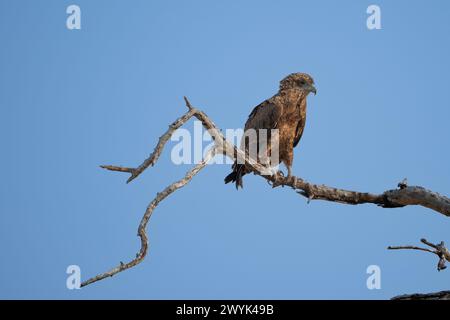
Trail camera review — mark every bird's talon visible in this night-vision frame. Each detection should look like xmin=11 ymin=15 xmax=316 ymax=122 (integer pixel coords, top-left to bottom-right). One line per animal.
xmin=271 ymin=174 xmax=284 ymax=188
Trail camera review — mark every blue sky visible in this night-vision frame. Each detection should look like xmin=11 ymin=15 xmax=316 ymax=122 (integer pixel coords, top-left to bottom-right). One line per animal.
xmin=0 ymin=0 xmax=449 ymax=299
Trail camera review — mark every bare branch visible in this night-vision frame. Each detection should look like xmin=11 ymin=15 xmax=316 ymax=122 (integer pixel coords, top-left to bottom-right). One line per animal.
xmin=127 ymin=108 xmax=197 ymax=183
xmin=81 ymin=147 xmax=217 ymax=287
xmin=184 ymin=96 xmax=193 ymax=110
xmin=421 ymin=237 xmax=440 ymax=250
xmin=83 ymin=98 xmax=450 ymax=287
xmin=382 ymin=187 xmax=450 ymax=216
xmin=387 ymin=245 xmax=435 ymax=255
xmin=392 ymin=290 xmax=450 ymax=300
xmin=100 ymin=165 xmax=134 ymax=173
xmin=388 ymin=238 xmax=450 ymax=271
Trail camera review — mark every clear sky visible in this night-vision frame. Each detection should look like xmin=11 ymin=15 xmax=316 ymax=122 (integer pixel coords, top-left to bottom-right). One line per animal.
xmin=1 ymin=0 xmax=449 ymax=299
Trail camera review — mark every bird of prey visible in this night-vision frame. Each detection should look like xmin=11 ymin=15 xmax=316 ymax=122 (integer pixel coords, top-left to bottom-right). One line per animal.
xmin=224 ymin=72 xmax=316 ymax=189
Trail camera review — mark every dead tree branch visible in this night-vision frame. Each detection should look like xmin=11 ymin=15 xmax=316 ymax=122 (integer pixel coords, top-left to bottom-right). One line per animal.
xmin=392 ymin=290 xmax=450 ymax=300
xmin=81 ymin=147 xmax=217 ymax=287
xmin=388 ymin=238 xmax=450 ymax=271
xmin=81 ymin=97 xmax=450 ymax=288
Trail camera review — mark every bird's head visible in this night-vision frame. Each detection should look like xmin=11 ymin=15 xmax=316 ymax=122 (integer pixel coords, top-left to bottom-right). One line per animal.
xmin=279 ymin=72 xmax=316 ymax=95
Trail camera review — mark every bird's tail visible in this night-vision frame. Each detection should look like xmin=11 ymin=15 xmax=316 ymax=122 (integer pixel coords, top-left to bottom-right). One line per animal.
xmin=224 ymin=163 xmax=246 ymax=189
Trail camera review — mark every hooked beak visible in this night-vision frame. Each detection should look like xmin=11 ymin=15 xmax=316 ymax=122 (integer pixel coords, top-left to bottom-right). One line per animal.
xmin=306 ymin=83 xmax=317 ymax=95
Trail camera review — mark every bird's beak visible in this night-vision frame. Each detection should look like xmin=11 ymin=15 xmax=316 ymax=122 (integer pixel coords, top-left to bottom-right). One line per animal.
xmin=307 ymin=84 xmax=317 ymax=95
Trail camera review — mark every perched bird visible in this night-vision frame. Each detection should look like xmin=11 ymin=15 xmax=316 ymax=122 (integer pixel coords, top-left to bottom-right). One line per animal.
xmin=224 ymin=72 xmax=316 ymax=189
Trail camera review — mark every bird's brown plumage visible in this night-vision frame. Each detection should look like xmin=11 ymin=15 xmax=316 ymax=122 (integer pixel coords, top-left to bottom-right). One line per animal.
xmin=225 ymin=73 xmax=316 ymax=189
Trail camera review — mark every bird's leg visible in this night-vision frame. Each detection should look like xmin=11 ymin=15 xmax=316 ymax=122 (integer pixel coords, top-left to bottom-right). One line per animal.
xmin=270 ymin=168 xmax=285 ymax=188
xmin=286 ymin=164 xmax=298 ymax=186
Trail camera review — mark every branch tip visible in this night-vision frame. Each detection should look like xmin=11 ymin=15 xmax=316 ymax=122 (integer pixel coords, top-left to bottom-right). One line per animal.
xmin=184 ymin=96 xmax=193 ymax=110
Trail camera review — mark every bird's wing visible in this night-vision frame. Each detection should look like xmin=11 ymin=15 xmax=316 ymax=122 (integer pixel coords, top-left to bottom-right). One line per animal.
xmin=240 ymin=97 xmax=283 ymax=163
xmin=293 ymin=117 xmax=306 ymax=147
xmin=244 ymin=97 xmax=283 ymax=131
